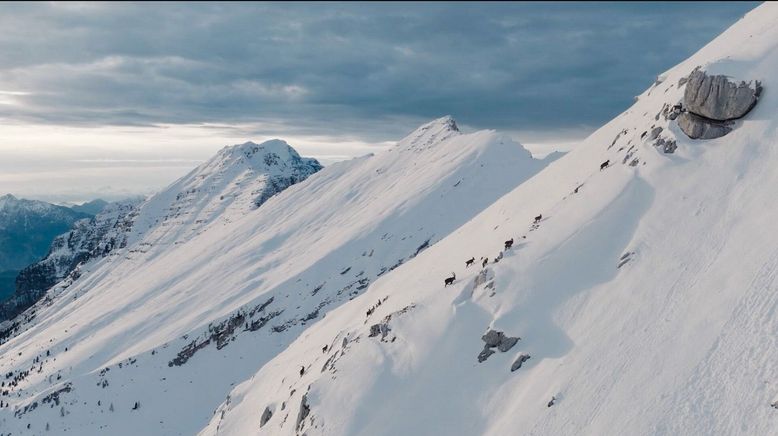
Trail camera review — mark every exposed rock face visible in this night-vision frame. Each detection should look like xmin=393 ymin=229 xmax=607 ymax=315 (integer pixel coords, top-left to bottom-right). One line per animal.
xmin=677 ymin=112 xmax=733 ymax=140
xmin=684 ymin=68 xmax=761 ymax=121
xmin=296 ymin=394 xmax=310 ymax=431
xmin=0 ymin=200 xmax=140 ymax=322
xmin=498 ymin=336 xmax=519 ymax=352
xmin=260 ymin=406 xmax=273 ymax=427
xmin=653 ymin=137 xmax=678 ymax=154
xmin=477 ymin=347 xmax=495 ymax=363
xmin=511 ymin=354 xmax=531 ymax=372
xmin=677 ymin=68 xmax=761 ymax=140
xmin=481 ymin=329 xmax=504 ymax=347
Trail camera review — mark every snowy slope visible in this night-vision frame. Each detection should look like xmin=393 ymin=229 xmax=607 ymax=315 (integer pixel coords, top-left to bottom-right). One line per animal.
xmin=201 ymin=5 xmax=778 ymax=436
xmin=0 ymin=117 xmax=552 ymax=434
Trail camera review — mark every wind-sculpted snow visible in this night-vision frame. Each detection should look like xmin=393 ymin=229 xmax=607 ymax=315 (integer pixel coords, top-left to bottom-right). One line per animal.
xmin=202 ymin=4 xmax=778 ymax=436
xmin=0 ymin=117 xmax=552 ymax=434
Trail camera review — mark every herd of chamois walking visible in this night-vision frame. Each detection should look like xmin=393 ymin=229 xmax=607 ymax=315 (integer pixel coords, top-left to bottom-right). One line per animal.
xmin=443 ymin=213 xmax=543 ymax=287
xmin=442 ymin=157 xmax=611 ymax=288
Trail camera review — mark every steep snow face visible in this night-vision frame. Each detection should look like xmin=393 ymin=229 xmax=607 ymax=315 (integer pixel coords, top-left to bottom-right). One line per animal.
xmin=0 ymin=119 xmax=552 ymax=435
xmin=201 ymin=5 xmax=778 ymax=436
xmin=125 ymin=139 xmax=323 ymax=253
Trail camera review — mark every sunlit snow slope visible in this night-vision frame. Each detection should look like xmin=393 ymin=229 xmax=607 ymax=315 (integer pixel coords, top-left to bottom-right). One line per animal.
xmin=0 ymin=117 xmax=552 ymax=434
xmin=202 ymin=5 xmax=778 ymax=436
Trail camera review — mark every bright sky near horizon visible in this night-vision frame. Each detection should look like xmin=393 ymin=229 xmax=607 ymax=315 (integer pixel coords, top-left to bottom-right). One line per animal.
xmin=0 ymin=1 xmax=759 ymax=203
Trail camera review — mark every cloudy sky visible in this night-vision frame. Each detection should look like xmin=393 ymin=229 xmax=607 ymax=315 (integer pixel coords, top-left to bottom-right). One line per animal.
xmin=0 ymin=2 xmax=758 ymax=203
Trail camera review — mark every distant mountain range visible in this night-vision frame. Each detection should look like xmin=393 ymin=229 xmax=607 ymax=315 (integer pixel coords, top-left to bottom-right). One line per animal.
xmin=0 ymin=195 xmax=110 ymax=302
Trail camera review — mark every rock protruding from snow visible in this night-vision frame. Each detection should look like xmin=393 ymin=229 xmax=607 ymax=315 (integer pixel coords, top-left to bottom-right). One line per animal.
xmin=511 ymin=354 xmax=531 ymax=372
xmin=683 ymin=68 xmax=760 ymax=121
xmin=677 ymin=112 xmax=733 ymax=140
xmin=677 ymin=68 xmax=761 ymax=139
xmin=260 ymin=406 xmax=273 ymax=427
xmin=296 ymin=394 xmax=310 ymax=431
xmin=478 ymin=329 xmax=520 ymax=362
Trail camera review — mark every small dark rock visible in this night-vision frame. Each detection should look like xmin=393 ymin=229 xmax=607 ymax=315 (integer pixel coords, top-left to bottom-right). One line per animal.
xmin=510 ymin=354 xmax=531 ymax=372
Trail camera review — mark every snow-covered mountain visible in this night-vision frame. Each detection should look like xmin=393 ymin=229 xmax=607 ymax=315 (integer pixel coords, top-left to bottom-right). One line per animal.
xmin=198 ymin=5 xmax=778 ymax=436
xmin=0 ymin=118 xmax=552 ymax=434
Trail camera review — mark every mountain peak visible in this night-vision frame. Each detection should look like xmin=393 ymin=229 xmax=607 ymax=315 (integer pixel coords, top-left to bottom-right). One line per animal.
xmin=397 ymin=115 xmax=461 ymax=150
xmin=215 ymin=139 xmax=315 ymax=171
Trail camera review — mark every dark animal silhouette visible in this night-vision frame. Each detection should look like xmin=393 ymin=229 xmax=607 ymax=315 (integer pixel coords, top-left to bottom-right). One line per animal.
xmin=322 ymin=345 xmax=328 ymax=353
xmin=482 ymin=258 xmax=488 ymax=268
xmin=504 ymin=238 xmax=514 ymax=250
xmin=465 ymin=257 xmax=475 ymax=267
xmin=547 ymin=396 xmax=556 ymax=408
xmin=300 ymin=366 xmax=305 ymax=376
xmin=600 ymin=160 xmax=610 ymax=170
xmin=444 ymin=273 xmax=456 ymax=287
xmin=534 ymin=214 xmax=542 ymax=223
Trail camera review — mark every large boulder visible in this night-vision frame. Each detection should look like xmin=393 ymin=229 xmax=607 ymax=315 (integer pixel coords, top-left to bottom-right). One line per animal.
xmin=478 ymin=329 xmax=521 ymax=362
xmin=684 ymin=68 xmax=760 ymax=121
xmin=677 ymin=112 xmax=733 ymax=140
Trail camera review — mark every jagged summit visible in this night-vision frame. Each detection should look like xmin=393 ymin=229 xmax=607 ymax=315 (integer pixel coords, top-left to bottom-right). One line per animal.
xmin=214 ymin=139 xmax=322 ymax=174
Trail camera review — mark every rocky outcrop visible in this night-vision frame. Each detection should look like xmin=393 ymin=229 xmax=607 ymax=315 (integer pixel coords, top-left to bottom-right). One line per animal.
xmin=677 ymin=68 xmax=761 ymax=139
xmin=684 ymin=68 xmax=761 ymax=121
xmin=511 ymin=354 xmax=531 ymax=372
xmin=0 ymin=200 xmax=140 ymax=322
xmin=677 ymin=112 xmax=733 ymax=140
xmin=477 ymin=329 xmax=520 ymax=362
xmin=260 ymin=406 xmax=273 ymax=427
xmin=296 ymin=394 xmax=310 ymax=432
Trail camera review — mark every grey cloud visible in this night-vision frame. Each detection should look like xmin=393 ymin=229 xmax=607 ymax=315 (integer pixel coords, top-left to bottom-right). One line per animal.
xmin=0 ymin=2 xmax=760 ymax=141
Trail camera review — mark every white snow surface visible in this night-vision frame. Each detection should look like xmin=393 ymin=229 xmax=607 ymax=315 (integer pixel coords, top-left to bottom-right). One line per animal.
xmin=0 ymin=116 xmax=551 ymax=434
xmin=199 ymin=5 xmax=778 ymax=436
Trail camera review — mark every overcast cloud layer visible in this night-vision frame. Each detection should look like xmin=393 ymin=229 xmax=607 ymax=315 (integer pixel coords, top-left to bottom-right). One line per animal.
xmin=0 ymin=2 xmax=758 ymax=139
